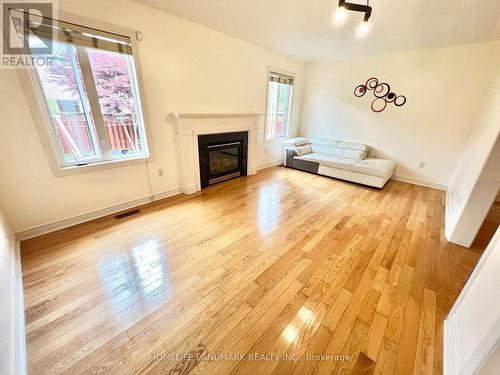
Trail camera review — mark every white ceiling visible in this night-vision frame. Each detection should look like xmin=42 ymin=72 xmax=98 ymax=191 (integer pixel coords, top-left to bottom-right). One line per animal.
xmin=136 ymin=0 xmax=500 ymax=62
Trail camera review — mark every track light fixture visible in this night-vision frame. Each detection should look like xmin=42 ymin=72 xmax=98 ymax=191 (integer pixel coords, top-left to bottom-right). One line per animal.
xmin=338 ymin=0 xmax=372 ymax=22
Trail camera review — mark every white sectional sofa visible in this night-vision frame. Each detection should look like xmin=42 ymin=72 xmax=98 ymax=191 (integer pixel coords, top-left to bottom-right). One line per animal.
xmin=284 ymin=137 xmax=395 ymax=188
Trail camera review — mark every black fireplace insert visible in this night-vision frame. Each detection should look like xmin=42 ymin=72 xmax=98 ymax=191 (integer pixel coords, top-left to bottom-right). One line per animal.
xmin=198 ymin=132 xmax=248 ymax=189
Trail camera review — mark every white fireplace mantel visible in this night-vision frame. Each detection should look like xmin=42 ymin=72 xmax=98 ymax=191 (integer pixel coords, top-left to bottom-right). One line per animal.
xmin=170 ymin=112 xmax=262 ymax=194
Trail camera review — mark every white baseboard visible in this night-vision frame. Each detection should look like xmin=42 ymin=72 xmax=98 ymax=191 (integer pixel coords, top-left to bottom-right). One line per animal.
xmin=391 ymin=174 xmax=448 ymax=191
xmin=257 ymin=160 xmax=283 ymax=171
xmin=15 ymin=187 xmax=182 ymax=241
xmin=152 ymin=188 xmax=182 ymax=201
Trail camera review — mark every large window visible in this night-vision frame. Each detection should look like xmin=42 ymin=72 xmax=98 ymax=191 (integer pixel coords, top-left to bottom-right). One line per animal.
xmin=265 ymin=71 xmax=294 ymax=140
xmin=15 ymin=13 xmax=149 ymax=169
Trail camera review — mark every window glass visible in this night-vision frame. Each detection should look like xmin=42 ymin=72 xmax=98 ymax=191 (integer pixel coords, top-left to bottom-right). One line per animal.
xmin=34 ymin=41 xmax=101 ymax=164
xmin=87 ymin=48 xmax=146 ymax=160
xmin=266 ymin=73 xmax=293 ymax=139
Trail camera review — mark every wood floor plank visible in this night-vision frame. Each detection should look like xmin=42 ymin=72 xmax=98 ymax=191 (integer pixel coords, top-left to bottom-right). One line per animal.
xmin=352 ymin=352 xmax=376 ymax=375
xmin=269 ymin=302 xmax=328 ymax=375
xmin=362 ymin=313 xmax=388 ymax=361
xmin=334 ymin=319 xmax=370 ymax=374
xmin=358 ymin=288 xmax=382 ymax=325
xmin=393 ymin=296 xmax=421 ymax=374
xmin=372 ymin=338 xmax=398 ymax=375
xmin=384 ymin=303 xmax=406 ymax=344
xmin=290 ymin=325 xmax=332 ymax=375
xmin=413 ymin=288 xmax=437 ymax=375
xmin=323 ymin=288 xmax=353 ymax=332
xmin=376 ymin=282 xmax=395 ymax=318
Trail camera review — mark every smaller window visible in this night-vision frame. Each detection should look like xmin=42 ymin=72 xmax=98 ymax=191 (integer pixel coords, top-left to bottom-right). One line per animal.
xmin=265 ymin=71 xmax=294 ymax=140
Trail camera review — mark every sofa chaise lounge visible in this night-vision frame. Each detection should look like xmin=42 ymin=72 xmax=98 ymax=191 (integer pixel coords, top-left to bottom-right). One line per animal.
xmin=284 ymin=137 xmax=395 ymax=188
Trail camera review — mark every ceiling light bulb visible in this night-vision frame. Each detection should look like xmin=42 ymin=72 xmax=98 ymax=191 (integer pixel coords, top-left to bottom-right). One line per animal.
xmin=355 ymin=22 xmax=370 ymax=38
xmin=335 ymin=8 xmax=347 ymax=21
xmin=332 ymin=8 xmax=347 ymax=26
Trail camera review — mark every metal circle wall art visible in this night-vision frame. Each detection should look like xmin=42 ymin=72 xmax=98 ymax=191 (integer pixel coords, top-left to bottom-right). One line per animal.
xmin=353 ymin=77 xmax=406 ymax=113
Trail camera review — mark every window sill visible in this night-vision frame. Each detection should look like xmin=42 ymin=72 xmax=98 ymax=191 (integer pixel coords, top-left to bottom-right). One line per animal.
xmin=52 ymin=155 xmax=151 ymax=177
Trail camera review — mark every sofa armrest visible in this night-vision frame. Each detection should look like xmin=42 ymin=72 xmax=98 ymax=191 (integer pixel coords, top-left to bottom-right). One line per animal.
xmin=284 ymin=144 xmax=312 ymax=167
xmin=285 ymin=149 xmax=298 ymax=167
xmin=285 ymin=144 xmax=312 ymax=155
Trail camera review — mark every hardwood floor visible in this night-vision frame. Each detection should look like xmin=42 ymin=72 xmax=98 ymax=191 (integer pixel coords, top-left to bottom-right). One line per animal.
xmin=21 ymin=167 xmax=482 ymax=375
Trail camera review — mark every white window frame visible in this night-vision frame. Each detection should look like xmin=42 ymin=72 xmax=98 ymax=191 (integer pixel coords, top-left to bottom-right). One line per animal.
xmin=15 ymin=11 xmax=154 ymax=177
xmin=264 ymin=67 xmax=295 ymax=142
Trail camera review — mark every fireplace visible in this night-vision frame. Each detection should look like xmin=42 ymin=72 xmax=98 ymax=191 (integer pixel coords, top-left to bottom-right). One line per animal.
xmin=198 ymin=132 xmax=248 ymax=188
xmin=173 ymin=113 xmax=259 ymax=194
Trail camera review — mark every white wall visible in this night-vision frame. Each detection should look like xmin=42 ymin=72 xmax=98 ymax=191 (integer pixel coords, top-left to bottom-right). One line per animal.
xmin=445 ymin=228 xmax=500 ymax=374
xmin=0 ymin=0 xmax=305 ymax=233
xmin=0 ymin=211 xmax=26 ymax=375
xmin=299 ymin=42 xmax=500 ymax=188
xmin=446 ymin=65 xmax=500 ymax=247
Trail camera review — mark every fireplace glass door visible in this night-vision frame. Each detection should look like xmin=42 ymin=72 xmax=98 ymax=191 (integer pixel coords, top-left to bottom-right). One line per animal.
xmin=198 ymin=132 xmax=248 ymax=189
xmin=208 ymin=144 xmax=240 ymax=176
xmin=207 ymin=142 xmax=242 ymax=185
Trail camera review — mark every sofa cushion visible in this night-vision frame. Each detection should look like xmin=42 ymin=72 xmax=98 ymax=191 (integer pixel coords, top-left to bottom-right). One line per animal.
xmin=338 ymin=141 xmax=369 ymax=152
xmin=310 ymin=138 xmax=368 ymax=160
xmin=310 ymin=138 xmax=340 ymax=156
xmin=351 ymin=158 xmax=396 ymax=178
xmin=295 ymin=153 xmax=357 ymax=170
xmin=296 ymin=154 xmax=395 ymax=179
xmin=333 ymin=148 xmax=367 ymax=161
xmin=283 ymin=137 xmax=309 ymax=146
xmin=335 ymin=141 xmax=369 ymax=160
xmin=310 ymin=137 xmax=340 ymax=146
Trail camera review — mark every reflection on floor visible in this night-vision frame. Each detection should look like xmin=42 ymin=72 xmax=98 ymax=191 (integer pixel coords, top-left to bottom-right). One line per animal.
xmin=21 ymin=167 xmax=482 ymax=374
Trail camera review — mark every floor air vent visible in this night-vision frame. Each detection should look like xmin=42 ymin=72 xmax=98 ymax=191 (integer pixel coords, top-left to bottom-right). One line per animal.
xmin=114 ymin=209 xmax=141 ymax=220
